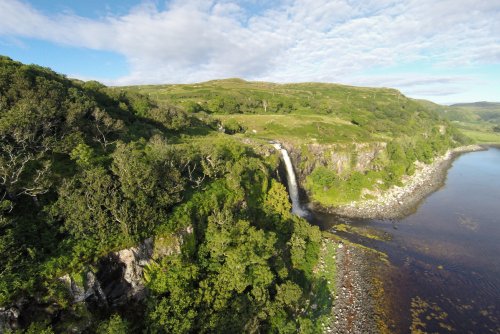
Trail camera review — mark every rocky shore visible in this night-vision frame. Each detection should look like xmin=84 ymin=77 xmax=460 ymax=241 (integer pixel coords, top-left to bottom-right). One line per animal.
xmin=315 ymin=145 xmax=484 ymax=219
xmin=328 ymin=241 xmax=377 ymax=334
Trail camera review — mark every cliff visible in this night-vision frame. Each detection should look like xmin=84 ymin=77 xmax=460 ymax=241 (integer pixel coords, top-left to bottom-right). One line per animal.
xmin=0 ymin=227 xmax=192 ymax=333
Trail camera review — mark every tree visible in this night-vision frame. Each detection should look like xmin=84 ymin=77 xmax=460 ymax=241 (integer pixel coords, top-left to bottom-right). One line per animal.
xmin=96 ymin=314 xmax=129 ymax=334
xmin=145 ymin=256 xmax=199 ymax=334
xmin=90 ymin=108 xmax=124 ymax=150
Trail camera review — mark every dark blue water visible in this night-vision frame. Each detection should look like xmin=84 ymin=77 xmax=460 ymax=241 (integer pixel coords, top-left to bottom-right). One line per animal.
xmin=319 ymin=147 xmax=500 ymax=333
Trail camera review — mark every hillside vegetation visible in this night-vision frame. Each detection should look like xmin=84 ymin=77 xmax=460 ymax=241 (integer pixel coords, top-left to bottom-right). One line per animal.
xmin=417 ymin=100 xmax=500 ymax=143
xmin=0 ymin=56 xmax=333 ymax=333
xmin=119 ymin=79 xmax=470 ymax=205
xmin=0 ymin=56 xmax=470 ymax=332
xmin=118 ymin=79 xmax=457 ymax=143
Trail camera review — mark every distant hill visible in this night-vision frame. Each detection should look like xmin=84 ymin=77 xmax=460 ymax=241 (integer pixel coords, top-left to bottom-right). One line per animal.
xmin=421 ymin=100 xmax=500 ymax=143
xmin=451 ymin=102 xmax=500 ymax=109
xmin=446 ymin=102 xmax=500 ymax=124
xmin=116 ymin=78 xmax=460 ymax=145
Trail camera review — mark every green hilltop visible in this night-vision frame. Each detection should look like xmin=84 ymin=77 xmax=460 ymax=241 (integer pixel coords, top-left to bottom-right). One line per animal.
xmin=116 ymin=78 xmax=461 ymax=144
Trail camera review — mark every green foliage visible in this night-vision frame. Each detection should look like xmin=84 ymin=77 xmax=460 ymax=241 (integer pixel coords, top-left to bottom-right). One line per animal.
xmin=221 ymin=118 xmax=246 ymax=134
xmin=145 ymin=256 xmax=199 ymax=333
xmin=96 ymin=314 xmax=130 ymax=334
xmin=0 ymin=53 xmax=331 ymax=332
xmin=117 ymin=79 xmax=456 ymax=147
xmin=112 ymin=137 xmax=184 ymax=210
xmin=24 ymin=321 xmax=55 ymax=334
xmin=148 ymin=104 xmax=191 ymax=130
xmin=309 ymin=166 xmax=338 ymax=190
xmin=70 ymin=143 xmax=96 ymax=167
xmin=264 ymin=179 xmax=292 ymax=220
xmin=0 ymin=56 xmax=458 ymax=333
xmin=289 ymin=219 xmax=321 ymax=279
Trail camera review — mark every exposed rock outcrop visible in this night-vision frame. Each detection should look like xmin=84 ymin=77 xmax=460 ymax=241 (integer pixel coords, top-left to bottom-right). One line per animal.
xmin=112 ymin=237 xmax=154 ymax=302
xmin=286 ymin=142 xmax=387 ymax=182
xmin=321 ymin=145 xmax=483 ymax=219
xmin=0 ymin=227 xmax=194 ymax=333
xmin=60 ymin=229 xmax=192 ymax=308
xmin=0 ymin=306 xmax=20 ymax=332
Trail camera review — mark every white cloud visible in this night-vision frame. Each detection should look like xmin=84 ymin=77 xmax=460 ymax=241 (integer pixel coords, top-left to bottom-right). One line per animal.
xmin=0 ymin=0 xmax=499 ymax=102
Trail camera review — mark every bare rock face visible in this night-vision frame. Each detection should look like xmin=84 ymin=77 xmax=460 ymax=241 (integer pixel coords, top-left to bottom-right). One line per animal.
xmin=1 ymin=229 xmax=193 ymax=332
xmin=112 ymin=237 xmax=154 ymax=301
xmin=59 ymin=228 xmax=192 ymax=308
xmin=59 ymin=274 xmax=86 ymax=303
xmin=287 ymin=142 xmax=387 ymax=182
xmin=0 ymin=306 xmax=20 ymax=332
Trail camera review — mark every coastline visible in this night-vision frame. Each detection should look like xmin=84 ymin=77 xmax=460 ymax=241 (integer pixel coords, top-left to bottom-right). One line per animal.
xmin=329 ymin=241 xmax=377 ymax=333
xmin=315 ymin=145 xmax=485 ymax=334
xmin=311 ymin=144 xmax=484 ymax=220
xmin=319 ymin=233 xmax=392 ymax=334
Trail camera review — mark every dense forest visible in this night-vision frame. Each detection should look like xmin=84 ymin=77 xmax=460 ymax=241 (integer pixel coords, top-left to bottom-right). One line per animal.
xmin=0 ymin=56 xmax=468 ymax=333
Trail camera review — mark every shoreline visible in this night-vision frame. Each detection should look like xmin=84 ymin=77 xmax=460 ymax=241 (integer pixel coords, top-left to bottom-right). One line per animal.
xmin=329 ymin=241 xmax=377 ymax=333
xmin=320 ymin=234 xmax=392 ymax=334
xmin=310 ymin=144 xmax=484 ymax=220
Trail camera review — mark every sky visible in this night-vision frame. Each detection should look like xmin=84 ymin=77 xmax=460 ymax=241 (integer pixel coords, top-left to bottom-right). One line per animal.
xmin=0 ymin=0 xmax=499 ymax=104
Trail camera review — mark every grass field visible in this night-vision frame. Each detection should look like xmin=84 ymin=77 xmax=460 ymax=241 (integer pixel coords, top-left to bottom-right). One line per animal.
xmin=215 ymin=114 xmax=390 ymax=144
xmin=461 ymin=129 xmax=500 ymax=144
xmin=428 ymin=102 xmax=500 ymax=144
xmin=117 ymin=79 xmax=450 ymax=147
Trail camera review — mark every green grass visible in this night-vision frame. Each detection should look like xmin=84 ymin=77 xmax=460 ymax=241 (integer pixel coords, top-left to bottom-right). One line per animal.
xmin=309 ymin=237 xmax=337 ymax=330
xmin=216 ymin=114 xmax=374 ymax=144
xmin=420 ymin=101 xmax=500 ymax=144
xmin=114 ymin=78 xmax=448 ymax=146
xmin=316 ymin=239 xmax=337 ymax=294
xmin=305 ymin=168 xmax=383 ymax=205
xmin=461 ymin=129 xmax=500 ymax=143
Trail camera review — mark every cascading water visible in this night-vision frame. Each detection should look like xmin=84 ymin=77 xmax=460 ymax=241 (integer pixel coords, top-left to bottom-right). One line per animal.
xmin=272 ymin=142 xmax=309 ymax=218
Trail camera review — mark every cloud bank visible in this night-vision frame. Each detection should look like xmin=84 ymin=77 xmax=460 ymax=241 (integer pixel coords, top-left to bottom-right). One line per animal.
xmin=1 ymin=0 xmax=499 ymax=101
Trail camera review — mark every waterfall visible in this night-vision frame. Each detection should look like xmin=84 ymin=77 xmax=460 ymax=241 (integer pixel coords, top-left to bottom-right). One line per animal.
xmin=272 ymin=143 xmax=309 ymax=217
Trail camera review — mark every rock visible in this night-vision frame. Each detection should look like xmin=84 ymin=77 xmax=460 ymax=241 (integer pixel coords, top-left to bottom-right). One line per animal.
xmin=5 ymin=228 xmax=196 ymax=331
xmin=114 ymin=237 xmax=154 ymax=299
xmin=59 ymin=274 xmax=86 ymax=303
xmin=0 ymin=306 xmax=20 ymax=332
xmin=57 ymin=227 xmax=194 ymax=310
xmin=85 ymin=271 xmax=107 ymax=306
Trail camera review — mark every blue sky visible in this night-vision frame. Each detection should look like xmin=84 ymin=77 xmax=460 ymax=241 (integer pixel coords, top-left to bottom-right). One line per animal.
xmin=1 ymin=0 xmax=499 ymax=104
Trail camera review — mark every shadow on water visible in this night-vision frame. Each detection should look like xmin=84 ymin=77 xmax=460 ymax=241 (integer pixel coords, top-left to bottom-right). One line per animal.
xmin=312 ymin=147 xmax=500 ymax=333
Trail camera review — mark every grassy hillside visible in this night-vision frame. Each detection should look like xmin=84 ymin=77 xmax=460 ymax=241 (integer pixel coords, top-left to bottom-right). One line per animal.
xmin=119 ymin=80 xmax=469 ymax=206
xmin=436 ymin=102 xmax=500 ymax=143
xmin=116 ymin=79 xmax=458 ymax=145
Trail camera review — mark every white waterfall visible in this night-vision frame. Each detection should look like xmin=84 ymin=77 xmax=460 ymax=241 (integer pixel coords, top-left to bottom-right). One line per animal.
xmin=272 ymin=143 xmax=309 ymax=217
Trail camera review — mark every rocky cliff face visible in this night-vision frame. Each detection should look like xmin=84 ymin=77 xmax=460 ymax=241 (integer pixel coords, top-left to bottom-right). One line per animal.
xmin=62 ymin=227 xmax=192 ymax=308
xmin=0 ymin=227 xmax=193 ymax=333
xmin=0 ymin=306 xmax=20 ymax=332
xmin=285 ymin=142 xmax=387 ymax=183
